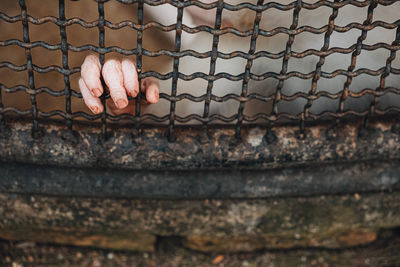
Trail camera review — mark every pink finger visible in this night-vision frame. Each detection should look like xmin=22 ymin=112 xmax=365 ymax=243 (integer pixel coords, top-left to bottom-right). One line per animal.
xmin=107 ymin=99 xmax=135 ymax=116
xmin=102 ymin=59 xmax=129 ymax=109
xmin=81 ymin=54 xmax=103 ymax=97
xmin=121 ymin=59 xmax=139 ymax=98
xmin=79 ymin=78 xmax=104 ymax=114
xmin=142 ymin=78 xmax=160 ymax=104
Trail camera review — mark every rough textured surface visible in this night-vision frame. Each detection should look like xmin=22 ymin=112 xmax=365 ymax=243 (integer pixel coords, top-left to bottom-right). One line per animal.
xmin=1 ymin=160 xmax=399 ymax=198
xmin=0 ymin=117 xmax=399 ymax=170
xmin=1 ymin=229 xmax=400 ymax=267
xmin=1 ymin=117 xmax=399 ymax=253
xmin=0 ymin=191 xmax=399 ymax=251
xmin=184 ymin=228 xmax=378 ymax=252
xmin=0 ymin=229 xmax=155 ymax=252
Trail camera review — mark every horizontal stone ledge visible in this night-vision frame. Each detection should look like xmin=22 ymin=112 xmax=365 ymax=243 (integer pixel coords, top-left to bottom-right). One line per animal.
xmin=2 ymin=229 xmax=400 ymax=266
xmin=0 ymin=191 xmax=399 ymax=252
xmin=0 ymin=160 xmax=399 ymax=199
xmin=0 ymin=230 xmax=400 ymax=267
xmin=0 ymin=116 xmax=399 ymax=170
xmin=0 ymin=227 xmax=380 ymax=253
xmin=0 ymin=229 xmax=155 ymax=252
xmin=183 ymin=227 xmax=378 ymax=252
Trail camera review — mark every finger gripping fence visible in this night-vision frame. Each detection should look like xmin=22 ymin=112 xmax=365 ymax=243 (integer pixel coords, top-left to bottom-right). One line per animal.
xmin=0 ymin=0 xmax=399 ymax=142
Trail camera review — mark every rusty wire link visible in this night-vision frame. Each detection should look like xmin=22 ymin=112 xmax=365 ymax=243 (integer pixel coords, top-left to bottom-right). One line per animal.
xmin=167 ymin=1 xmax=184 ymax=141
xmin=18 ymin=0 xmax=39 ymax=136
xmin=97 ymin=0 xmax=108 ymax=138
xmin=301 ymin=0 xmax=340 ymax=135
xmin=203 ymin=0 xmax=223 ymax=128
xmin=338 ymin=0 xmax=377 ymax=126
xmin=0 ymin=0 xmax=400 ymax=140
xmin=135 ymin=0 xmax=144 ymax=133
xmin=368 ymin=16 xmax=400 ymax=126
xmin=59 ymin=0 xmax=73 ymax=131
xmin=235 ymin=0 xmax=264 ymax=138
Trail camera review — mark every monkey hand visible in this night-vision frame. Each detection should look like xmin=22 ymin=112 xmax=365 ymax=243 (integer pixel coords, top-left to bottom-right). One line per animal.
xmin=79 ymin=54 xmax=159 ymax=115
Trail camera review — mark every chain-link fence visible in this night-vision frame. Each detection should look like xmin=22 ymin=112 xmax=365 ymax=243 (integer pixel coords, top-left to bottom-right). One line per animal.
xmin=0 ymin=0 xmax=399 ymax=142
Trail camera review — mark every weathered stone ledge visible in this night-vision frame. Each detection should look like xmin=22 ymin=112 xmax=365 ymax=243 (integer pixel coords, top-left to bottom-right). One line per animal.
xmin=1 ymin=228 xmax=400 ymax=267
xmin=1 ymin=191 xmax=399 ymax=252
xmin=0 ymin=117 xmax=399 ymax=170
xmin=1 ymin=160 xmax=399 ymax=199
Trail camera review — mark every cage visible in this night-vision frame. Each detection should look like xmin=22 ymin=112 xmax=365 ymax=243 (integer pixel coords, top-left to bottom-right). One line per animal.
xmin=0 ymin=0 xmax=399 ymax=254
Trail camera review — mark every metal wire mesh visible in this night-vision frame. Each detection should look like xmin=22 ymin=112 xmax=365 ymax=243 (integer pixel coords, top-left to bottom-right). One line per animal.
xmin=0 ymin=0 xmax=399 ymax=140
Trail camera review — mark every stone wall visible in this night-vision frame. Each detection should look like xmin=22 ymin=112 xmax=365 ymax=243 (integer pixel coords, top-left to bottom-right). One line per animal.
xmin=1 ymin=190 xmax=399 ymax=252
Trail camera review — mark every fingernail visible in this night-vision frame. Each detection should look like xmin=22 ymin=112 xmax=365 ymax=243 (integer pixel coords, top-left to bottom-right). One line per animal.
xmin=116 ymin=99 xmax=128 ymax=109
xmin=90 ymin=106 xmax=100 ymax=114
xmin=153 ymin=92 xmax=159 ymax=103
xmin=92 ymin=88 xmax=102 ymax=97
xmin=128 ymin=90 xmax=137 ymax=98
